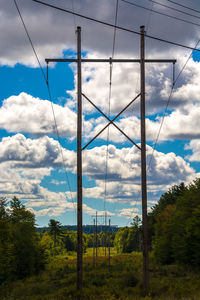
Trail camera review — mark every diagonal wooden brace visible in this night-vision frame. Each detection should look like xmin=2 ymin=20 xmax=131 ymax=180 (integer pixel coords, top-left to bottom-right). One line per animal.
xmin=82 ymin=93 xmax=141 ymax=150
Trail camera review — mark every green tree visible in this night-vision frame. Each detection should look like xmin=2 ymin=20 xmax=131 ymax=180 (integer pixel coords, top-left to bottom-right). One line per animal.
xmin=10 ymin=197 xmax=46 ymax=279
xmin=0 ymin=197 xmax=46 ymax=283
xmin=148 ymin=182 xmax=186 ymax=249
xmin=0 ymin=198 xmax=14 ymax=283
xmin=48 ymin=219 xmax=63 ymax=247
xmin=153 ymin=178 xmax=200 ymax=266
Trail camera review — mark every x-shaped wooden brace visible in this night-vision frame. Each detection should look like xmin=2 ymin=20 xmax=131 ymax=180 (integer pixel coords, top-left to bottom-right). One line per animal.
xmin=81 ymin=92 xmax=141 ymax=151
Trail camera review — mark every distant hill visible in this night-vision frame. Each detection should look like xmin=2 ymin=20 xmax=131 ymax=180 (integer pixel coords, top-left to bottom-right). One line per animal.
xmin=37 ymin=225 xmax=119 ymax=234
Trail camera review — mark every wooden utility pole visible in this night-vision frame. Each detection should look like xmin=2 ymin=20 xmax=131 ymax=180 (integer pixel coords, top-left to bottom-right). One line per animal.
xmin=77 ymin=26 xmax=83 ymax=291
xmin=140 ymin=25 xmax=149 ymax=293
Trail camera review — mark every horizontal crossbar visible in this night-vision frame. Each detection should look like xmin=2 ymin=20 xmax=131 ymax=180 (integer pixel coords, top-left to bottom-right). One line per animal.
xmin=45 ymin=58 xmax=176 ymax=63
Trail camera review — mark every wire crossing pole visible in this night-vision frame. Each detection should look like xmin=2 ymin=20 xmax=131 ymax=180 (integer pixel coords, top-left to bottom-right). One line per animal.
xmin=77 ymin=26 xmax=83 ymax=292
xmin=140 ymin=25 xmax=149 ymax=293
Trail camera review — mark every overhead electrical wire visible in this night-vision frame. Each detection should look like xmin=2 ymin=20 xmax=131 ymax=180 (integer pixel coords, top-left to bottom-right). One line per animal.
xmin=126 ymin=4 xmax=155 ymax=226
xmin=147 ymin=37 xmax=200 ymax=171
xmin=104 ymin=0 xmax=119 ymax=218
xmin=30 ymin=0 xmax=200 ymax=225
xmin=32 ymin=0 xmax=200 ymax=53
xmin=71 ymin=0 xmax=76 ymax=29
xmin=166 ymin=0 xmax=200 ymax=15
xmin=146 ymin=0 xmax=200 ymax=20
xmin=104 ymin=0 xmax=119 ymax=214
xmin=121 ymin=0 xmax=200 ymax=28
xmin=14 ymin=0 xmax=76 ymax=213
xmin=126 ymin=41 xmax=200 ymax=225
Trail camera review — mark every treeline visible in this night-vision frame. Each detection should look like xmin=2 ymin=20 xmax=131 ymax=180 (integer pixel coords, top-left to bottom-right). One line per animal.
xmin=114 ymin=178 xmax=200 ymax=268
xmin=114 ymin=216 xmax=142 ymax=253
xmin=41 ymin=219 xmax=115 ymax=256
xmin=1 ymin=178 xmax=199 ymax=286
xmin=149 ymin=178 xmax=200 ymax=266
xmin=0 ymin=197 xmax=116 ymax=285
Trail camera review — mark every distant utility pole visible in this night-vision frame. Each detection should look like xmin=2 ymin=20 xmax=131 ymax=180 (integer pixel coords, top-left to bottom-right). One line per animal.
xmin=92 ymin=212 xmax=111 ymax=261
xmin=45 ymin=25 xmax=176 ymax=293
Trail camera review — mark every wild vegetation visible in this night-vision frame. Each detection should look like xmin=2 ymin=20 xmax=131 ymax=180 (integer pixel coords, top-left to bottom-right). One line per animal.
xmin=0 ymin=178 xmax=200 ymax=299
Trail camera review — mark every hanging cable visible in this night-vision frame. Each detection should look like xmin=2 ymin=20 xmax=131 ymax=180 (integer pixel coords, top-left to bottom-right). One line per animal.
xmin=32 ymin=0 xmax=200 ymax=53
xmin=104 ymin=0 xmax=119 ymax=213
xmin=147 ymin=37 xmax=200 ymax=172
xmin=126 ymin=41 xmax=199 ymax=225
xmin=127 ymin=4 xmax=154 ymax=226
xmin=14 ymin=0 xmax=76 ymax=213
xmin=166 ymin=0 xmax=200 ymax=15
xmin=121 ymin=0 xmax=200 ymax=28
xmin=71 ymin=0 xmax=76 ymax=29
xmin=126 ymin=37 xmax=200 ymax=226
xmin=146 ymin=0 xmax=200 ymax=20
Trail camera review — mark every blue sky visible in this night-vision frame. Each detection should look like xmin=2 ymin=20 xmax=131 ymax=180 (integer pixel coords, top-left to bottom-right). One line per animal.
xmin=0 ymin=0 xmax=200 ymax=227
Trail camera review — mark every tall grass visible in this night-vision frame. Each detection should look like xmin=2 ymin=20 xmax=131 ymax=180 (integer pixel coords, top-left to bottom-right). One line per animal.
xmin=1 ymin=249 xmax=200 ymax=300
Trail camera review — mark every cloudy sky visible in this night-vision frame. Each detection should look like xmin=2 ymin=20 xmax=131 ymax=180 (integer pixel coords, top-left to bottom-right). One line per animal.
xmin=1 ymin=0 xmax=200 ymax=227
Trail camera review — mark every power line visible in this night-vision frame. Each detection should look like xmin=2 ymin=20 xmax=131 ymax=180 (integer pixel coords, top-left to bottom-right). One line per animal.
xmin=14 ymin=0 xmax=46 ymax=83
xmin=166 ymin=0 xmax=200 ymax=15
xmin=147 ymin=37 xmax=200 ymax=172
xmin=104 ymin=0 xmax=119 ymax=212
xmin=121 ymin=0 xmax=200 ymax=28
xmin=32 ymin=0 xmax=200 ymax=53
xmin=146 ymin=0 xmax=200 ymax=20
xmin=14 ymin=0 xmax=76 ymax=212
xmin=71 ymin=0 xmax=76 ymax=29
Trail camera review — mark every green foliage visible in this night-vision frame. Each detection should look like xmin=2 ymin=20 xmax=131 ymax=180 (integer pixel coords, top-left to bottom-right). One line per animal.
xmin=114 ymin=217 xmax=142 ymax=253
xmin=0 ymin=196 xmax=47 ymax=284
xmin=1 ymin=251 xmax=200 ymax=300
xmin=148 ymin=182 xmax=186 ymax=248
xmin=152 ymin=178 xmax=200 ymax=266
xmin=48 ymin=219 xmax=63 ymax=247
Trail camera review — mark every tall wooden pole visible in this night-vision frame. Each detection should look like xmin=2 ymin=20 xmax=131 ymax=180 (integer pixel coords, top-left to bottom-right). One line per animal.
xmin=140 ymin=25 xmax=149 ymax=293
xmin=77 ymin=26 xmax=83 ymax=291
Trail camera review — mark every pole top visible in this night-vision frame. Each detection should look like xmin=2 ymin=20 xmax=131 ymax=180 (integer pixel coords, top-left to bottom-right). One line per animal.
xmin=140 ymin=25 xmax=146 ymax=34
xmin=76 ymin=26 xmax=81 ymax=32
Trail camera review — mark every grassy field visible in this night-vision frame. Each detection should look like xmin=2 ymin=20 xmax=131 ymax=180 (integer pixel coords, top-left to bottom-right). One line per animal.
xmin=1 ymin=248 xmax=200 ymax=300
